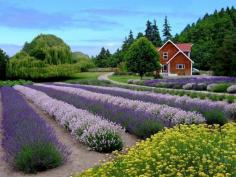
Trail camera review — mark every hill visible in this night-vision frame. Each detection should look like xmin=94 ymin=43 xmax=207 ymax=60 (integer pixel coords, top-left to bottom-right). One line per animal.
xmin=175 ymin=7 xmax=236 ymax=71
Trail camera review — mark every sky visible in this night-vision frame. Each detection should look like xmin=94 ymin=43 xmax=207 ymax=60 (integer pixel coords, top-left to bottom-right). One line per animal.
xmin=0 ymin=0 xmax=236 ymax=56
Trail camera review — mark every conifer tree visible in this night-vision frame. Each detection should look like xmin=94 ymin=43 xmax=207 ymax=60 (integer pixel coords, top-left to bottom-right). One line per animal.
xmin=152 ymin=20 xmax=162 ymax=46
xmin=162 ymin=16 xmax=172 ymax=42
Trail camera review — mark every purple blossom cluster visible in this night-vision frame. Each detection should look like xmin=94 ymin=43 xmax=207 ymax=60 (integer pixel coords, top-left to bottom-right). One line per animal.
xmin=144 ymin=76 xmax=236 ymax=87
xmin=56 ymin=83 xmax=235 ymax=120
xmin=32 ymin=84 xmax=205 ymax=128
xmin=14 ymin=85 xmax=123 ymax=152
xmin=1 ymin=87 xmax=68 ymax=167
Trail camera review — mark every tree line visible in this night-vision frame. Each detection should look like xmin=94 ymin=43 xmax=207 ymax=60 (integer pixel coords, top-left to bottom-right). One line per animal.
xmin=175 ymin=6 xmax=236 ymax=76
xmin=94 ymin=16 xmax=172 ymax=68
xmin=94 ymin=7 xmax=236 ymax=76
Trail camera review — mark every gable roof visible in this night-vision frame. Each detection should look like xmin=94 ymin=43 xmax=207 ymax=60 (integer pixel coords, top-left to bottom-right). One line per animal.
xmin=166 ymin=51 xmax=194 ymax=64
xmin=158 ymin=40 xmax=192 ymax=53
xmin=176 ymin=43 xmax=192 ymax=52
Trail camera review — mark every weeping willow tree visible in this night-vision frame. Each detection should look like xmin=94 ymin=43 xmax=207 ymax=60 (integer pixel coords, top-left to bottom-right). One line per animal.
xmin=22 ymin=34 xmax=72 ymax=65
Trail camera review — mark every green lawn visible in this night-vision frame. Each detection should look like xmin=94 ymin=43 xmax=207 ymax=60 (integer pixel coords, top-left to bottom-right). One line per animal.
xmin=109 ymin=75 xmax=153 ymax=83
xmin=66 ymin=72 xmax=107 ymax=81
xmin=63 ymin=72 xmax=111 ymax=86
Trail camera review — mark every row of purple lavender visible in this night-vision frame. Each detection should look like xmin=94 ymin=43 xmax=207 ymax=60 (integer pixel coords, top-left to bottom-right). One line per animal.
xmin=145 ymin=76 xmax=236 ymax=86
xmin=29 ymin=84 xmax=204 ymax=138
xmin=55 ymin=83 xmax=236 ymax=123
xmin=1 ymin=87 xmax=68 ymax=173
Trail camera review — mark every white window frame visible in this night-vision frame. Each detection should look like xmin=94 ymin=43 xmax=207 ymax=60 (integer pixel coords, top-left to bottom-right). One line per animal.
xmin=163 ymin=52 xmax=168 ymax=60
xmin=176 ymin=64 xmax=185 ymax=69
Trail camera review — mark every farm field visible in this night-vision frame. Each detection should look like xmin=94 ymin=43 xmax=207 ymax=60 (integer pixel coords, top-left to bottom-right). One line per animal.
xmin=0 ymin=81 xmax=235 ymax=176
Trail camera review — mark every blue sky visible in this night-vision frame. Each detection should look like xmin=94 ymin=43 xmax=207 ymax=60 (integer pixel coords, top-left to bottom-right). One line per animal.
xmin=0 ymin=0 xmax=235 ymax=56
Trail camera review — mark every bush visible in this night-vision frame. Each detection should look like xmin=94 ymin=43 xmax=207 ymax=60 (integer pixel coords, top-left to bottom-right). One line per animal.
xmin=67 ymin=79 xmax=112 ymax=86
xmin=227 ymin=85 xmax=236 ymax=94
xmin=183 ymin=83 xmax=195 ymax=90
xmin=6 ymin=58 xmax=80 ymax=81
xmin=204 ymin=110 xmax=228 ymax=125
xmin=133 ymin=119 xmax=164 ymax=139
xmin=0 ymin=80 xmax=33 ymax=87
xmin=83 ymin=130 xmax=123 ymax=153
xmin=79 ymin=123 xmax=236 ymax=177
xmin=195 ymin=83 xmax=207 ymax=90
xmin=207 ymin=83 xmax=231 ymax=93
xmin=15 ymin=142 xmax=62 ymax=174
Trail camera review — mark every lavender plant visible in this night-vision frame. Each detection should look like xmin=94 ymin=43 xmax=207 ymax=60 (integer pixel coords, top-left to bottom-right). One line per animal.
xmin=55 ymin=83 xmax=234 ymax=123
xmin=29 ymin=84 xmax=204 ymax=138
xmin=1 ymin=87 xmax=68 ymax=174
xmin=14 ymin=85 xmax=123 ymax=152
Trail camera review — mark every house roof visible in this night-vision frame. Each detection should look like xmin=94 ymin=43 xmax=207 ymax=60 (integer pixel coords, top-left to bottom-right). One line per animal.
xmin=176 ymin=43 xmax=192 ymax=52
xmin=158 ymin=40 xmax=193 ymax=53
xmin=166 ymin=51 xmax=194 ymax=64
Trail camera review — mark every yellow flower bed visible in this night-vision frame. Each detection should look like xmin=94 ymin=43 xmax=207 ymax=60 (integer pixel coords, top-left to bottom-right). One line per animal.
xmin=78 ymin=123 xmax=236 ymax=177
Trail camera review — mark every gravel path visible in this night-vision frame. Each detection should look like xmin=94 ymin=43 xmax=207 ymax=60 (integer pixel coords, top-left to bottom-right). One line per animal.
xmin=99 ymin=72 xmax=236 ymax=97
xmin=0 ymin=90 xmax=138 ymax=177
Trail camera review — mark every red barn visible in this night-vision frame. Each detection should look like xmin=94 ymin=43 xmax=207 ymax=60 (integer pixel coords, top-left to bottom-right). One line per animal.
xmin=158 ymin=40 xmax=193 ymax=76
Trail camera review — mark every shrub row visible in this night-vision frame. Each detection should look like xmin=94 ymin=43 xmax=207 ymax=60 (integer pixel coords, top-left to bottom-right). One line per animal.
xmin=6 ymin=58 xmax=81 ymax=81
xmin=30 ymin=84 xmax=204 ymax=138
xmin=58 ymin=83 xmax=235 ymax=124
xmin=14 ymin=85 xmax=123 ymax=153
xmin=117 ymin=84 xmax=236 ymax=103
xmin=1 ymin=87 xmax=68 ymax=173
xmin=79 ymin=123 xmax=236 ymax=177
xmin=0 ymin=80 xmax=33 ymax=87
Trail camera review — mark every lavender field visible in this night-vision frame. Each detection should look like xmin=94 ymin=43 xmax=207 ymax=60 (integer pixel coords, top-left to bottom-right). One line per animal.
xmin=0 ymin=82 xmax=235 ymax=176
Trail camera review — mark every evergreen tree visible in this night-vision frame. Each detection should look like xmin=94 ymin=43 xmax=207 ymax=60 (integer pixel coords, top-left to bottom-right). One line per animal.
xmin=136 ymin=32 xmax=144 ymax=39
xmin=151 ymin=20 xmax=162 ymax=46
xmin=94 ymin=47 xmax=110 ymax=67
xmin=162 ymin=16 xmax=172 ymax=42
xmin=145 ymin=20 xmax=153 ymax=41
xmin=0 ymin=48 xmax=9 ymax=80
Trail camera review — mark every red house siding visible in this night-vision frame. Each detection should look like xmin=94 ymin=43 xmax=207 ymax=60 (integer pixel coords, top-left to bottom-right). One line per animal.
xmin=169 ymin=53 xmax=191 ymax=75
xmin=159 ymin=42 xmax=179 ymax=64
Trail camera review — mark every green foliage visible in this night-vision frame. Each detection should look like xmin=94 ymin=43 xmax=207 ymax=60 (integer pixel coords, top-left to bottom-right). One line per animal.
xmin=0 ymin=48 xmax=9 ymax=80
xmin=94 ymin=47 xmax=111 ymax=67
xmin=22 ymin=34 xmax=72 ymax=65
xmin=0 ymin=80 xmax=33 ymax=87
xmin=72 ymin=52 xmax=94 ymax=72
xmin=212 ymin=31 xmax=236 ymax=76
xmin=133 ymin=119 xmax=164 ymax=139
xmin=162 ymin=16 xmax=172 ymax=42
xmin=145 ymin=20 xmax=162 ymax=47
xmin=14 ymin=142 xmax=62 ymax=174
xmin=208 ymin=83 xmax=231 ymax=93
xmin=176 ymin=7 xmax=236 ymax=73
xmin=126 ymin=37 xmax=161 ymax=78
xmin=85 ymin=130 xmax=123 ymax=153
xmin=6 ymin=58 xmax=80 ymax=81
xmin=204 ymin=110 xmax=228 ymax=126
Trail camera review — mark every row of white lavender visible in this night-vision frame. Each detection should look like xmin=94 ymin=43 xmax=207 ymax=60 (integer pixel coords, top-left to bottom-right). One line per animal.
xmin=14 ymin=85 xmax=124 ymax=152
xmin=36 ymin=84 xmax=205 ymax=125
xmin=57 ymin=83 xmax=236 ymax=120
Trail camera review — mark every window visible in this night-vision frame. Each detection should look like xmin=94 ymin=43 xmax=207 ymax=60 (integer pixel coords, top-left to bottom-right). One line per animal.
xmin=176 ymin=64 xmax=185 ymax=69
xmin=163 ymin=52 xmax=168 ymax=60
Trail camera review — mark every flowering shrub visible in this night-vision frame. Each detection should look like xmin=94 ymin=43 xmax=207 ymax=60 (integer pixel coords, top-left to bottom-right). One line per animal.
xmin=35 ymin=84 xmax=205 ymax=126
xmin=1 ymin=87 xmax=68 ymax=173
xmin=14 ymin=85 xmax=123 ymax=153
xmin=79 ymin=123 xmax=236 ymax=177
xmin=227 ymin=85 xmax=236 ymax=93
xmin=56 ymin=83 xmax=235 ymax=122
xmin=145 ymin=76 xmax=236 ymax=87
xmin=208 ymin=83 xmax=231 ymax=93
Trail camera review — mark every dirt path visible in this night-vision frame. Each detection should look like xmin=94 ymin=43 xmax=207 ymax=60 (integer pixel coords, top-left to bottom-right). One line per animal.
xmin=0 ymin=91 xmax=138 ymax=177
